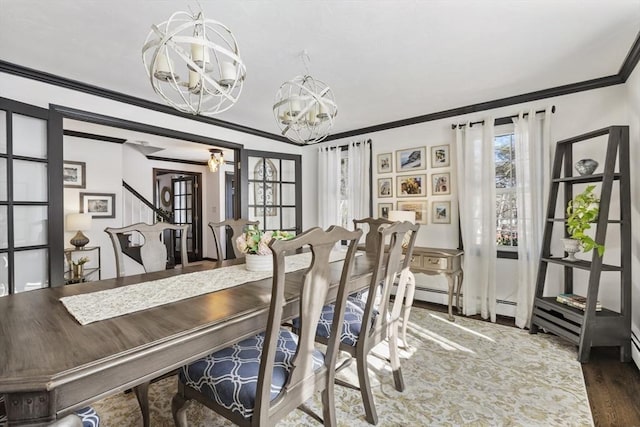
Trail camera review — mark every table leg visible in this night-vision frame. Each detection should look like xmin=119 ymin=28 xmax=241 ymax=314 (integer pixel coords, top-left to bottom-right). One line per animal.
xmin=447 ymin=274 xmax=455 ymax=321
xmin=455 ymin=270 xmax=463 ymax=314
xmin=133 ymin=381 xmax=150 ymax=427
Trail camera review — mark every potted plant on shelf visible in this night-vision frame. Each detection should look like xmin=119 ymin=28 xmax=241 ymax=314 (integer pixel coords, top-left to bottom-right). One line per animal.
xmin=563 ymin=185 xmax=604 ymax=261
xmin=236 ymin=226 xmax=294 ymax=271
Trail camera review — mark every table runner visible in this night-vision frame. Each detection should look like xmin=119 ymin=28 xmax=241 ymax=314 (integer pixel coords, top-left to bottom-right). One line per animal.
xmin=61 ymin=250 xmax=354 ymax=325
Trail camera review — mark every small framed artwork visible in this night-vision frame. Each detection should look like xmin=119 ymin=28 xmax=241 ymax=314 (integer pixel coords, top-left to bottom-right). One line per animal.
xmin=396 ymin=147 xmax=426 ymax=172
xmin=397 ymin=174 xmax=426 ymax=197
xmin=377 ymin=177 xmax=393 ymax=198
xmin=63 ymin=161 xmax=86 ymax=189
xmin=80 ymin=192 xmax=116 ymax=218
xmin=377 ymin=152 xmax=393 ymax=174
xmin=397 ymin=200 xmax=428 ymax=224
xmin=378 ymin=202 xmax=393 ymax=219
xmin=431 ymin=144 xmax=450 ymax=168
xmin=432 ymin=201 xmax=451 ymax=224
xmin=432 ymin=172 xmax=451 ymax=195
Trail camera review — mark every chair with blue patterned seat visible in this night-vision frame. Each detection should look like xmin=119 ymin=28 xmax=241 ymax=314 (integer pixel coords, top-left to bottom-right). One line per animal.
xmin=313 ymin=220 xmax=419 ymax=425
xmin=172 ymin=225 xmax=363 ymax=427
xmin=0 ymin=395 xmax=100 ymax=427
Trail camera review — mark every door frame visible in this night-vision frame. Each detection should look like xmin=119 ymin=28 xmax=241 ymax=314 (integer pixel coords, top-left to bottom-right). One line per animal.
xmin=48 ymin=104 xmax=243 ymax=286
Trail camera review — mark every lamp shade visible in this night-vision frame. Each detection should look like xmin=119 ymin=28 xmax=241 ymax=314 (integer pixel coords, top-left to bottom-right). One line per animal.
xmin=66 ymin=213 xmax=92 ymax=231
xmin=388 ymin=210 xmax=416 ymax=224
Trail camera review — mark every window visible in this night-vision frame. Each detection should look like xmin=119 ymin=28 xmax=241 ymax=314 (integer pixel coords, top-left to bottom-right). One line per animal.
xmin=495 ymin=130 xmax=518 ymax=251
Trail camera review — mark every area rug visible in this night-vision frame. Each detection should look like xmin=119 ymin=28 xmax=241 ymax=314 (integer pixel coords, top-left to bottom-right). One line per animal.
xmin=90 ymin=308 xmax=593 ymax=426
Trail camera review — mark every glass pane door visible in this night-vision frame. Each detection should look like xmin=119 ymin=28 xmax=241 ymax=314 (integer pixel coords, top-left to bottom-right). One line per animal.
xmin=0 ymin=99 xmax=50 ymax=296
xmin=244 ymin=150 xmax=301 ymax=235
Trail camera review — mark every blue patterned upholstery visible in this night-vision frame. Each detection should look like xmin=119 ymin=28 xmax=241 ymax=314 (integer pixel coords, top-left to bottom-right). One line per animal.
xmin=75 ymin=406 xmax=100 ymax=427
xmin=294 ymin=291 xmax=377 ymax=347
xmin=0 ymin=396 xmax=99 ymax=426
xmin=179 ymin=329 xmax=324 ymax=419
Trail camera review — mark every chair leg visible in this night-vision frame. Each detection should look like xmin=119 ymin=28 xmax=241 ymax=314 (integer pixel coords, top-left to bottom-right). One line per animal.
xmin=133 ymin=381 xmax=150 ymax=427
xmin=321 ymin=381 xmax=337 ymax=427
xmin=356 ymin=355 xmax=378 ymax=425
xmin=171 ymin=389 xmax=189 ymax=427
xmin=388 ymin=324 xmax=405 ymax=392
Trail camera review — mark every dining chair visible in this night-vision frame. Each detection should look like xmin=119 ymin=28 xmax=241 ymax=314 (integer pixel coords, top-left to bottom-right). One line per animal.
xmin=104 ymin=222 xmax=189 ymax=427
xmin=172 ymin=225 xmax=363 ymax=427
xmin=104 ymin=222 xmax=189 ymax=278
xmin=208 ymin=219 xmax=259 ymax=261
xmin=314 ymin=220 xmax=419 ymax=425
xmin=353 ymin=217 xmax=416 ymax=349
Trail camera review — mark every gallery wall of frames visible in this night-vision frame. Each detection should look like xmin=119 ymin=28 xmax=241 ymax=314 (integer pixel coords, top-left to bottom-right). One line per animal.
xmin=375 ymin=144 xmax=452 ymax=225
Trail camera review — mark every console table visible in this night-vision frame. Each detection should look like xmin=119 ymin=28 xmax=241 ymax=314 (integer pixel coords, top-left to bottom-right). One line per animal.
xmin=409 ymin=247 xmax=464 ymax=321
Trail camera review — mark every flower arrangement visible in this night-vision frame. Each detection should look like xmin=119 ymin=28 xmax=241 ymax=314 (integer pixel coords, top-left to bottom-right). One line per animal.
xmin=72 ymin=256 xmax=90 ymax=266
xmin=236 ymin=226 xmax=294 ymax=255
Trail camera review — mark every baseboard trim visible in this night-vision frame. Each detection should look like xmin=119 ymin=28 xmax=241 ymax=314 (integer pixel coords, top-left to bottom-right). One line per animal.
xmin=411 ymin=285 xmax=517 ymax=317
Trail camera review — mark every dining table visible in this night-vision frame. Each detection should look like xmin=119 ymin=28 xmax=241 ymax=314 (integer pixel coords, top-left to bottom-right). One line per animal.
xmin=0 ymin=252 xmax=382 ymax=426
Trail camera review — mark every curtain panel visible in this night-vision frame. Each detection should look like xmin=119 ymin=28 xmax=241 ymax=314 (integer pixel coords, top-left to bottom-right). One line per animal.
xmin=455 ymin=120 xmax=497 ymax=321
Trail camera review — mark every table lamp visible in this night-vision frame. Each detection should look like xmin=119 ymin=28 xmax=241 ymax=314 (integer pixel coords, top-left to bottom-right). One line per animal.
xmin=66 ymin=213 xmax=92 ymax=249
xmin=388 ymin=210 xmax=416 ymax=248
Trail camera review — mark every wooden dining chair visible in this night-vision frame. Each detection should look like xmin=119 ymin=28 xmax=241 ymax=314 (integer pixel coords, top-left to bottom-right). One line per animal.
xmin=314 ymin=220 xmax=419 ymax=425
xmin=208 ymin=219 xmax=259 ymax=261
xmin=172 ymin=225 xmax=363 ymax=427
xmin=104 ymin=222 xmax=189 ymax=278
xmin=104 ymin=222 xmax=189 ymax=427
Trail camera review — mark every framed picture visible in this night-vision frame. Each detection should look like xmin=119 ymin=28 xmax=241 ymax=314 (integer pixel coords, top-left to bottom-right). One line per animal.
xmin=80 ymin=192 xmax=116 ymax=218
xmin=396 ymin=147 xmax=426 ymax=171
xmin=432 ymin=201 xmax=451 ymax=224
xmin=432 ymin=172 xmax=451 ymax=195
xmin=378 ymin=202 xmax=393 ymax=219
xmin=63 ymin=161 xmax=86 ymax=189
xmin=397 ymin=200 xmax=428 ymax=224
xmin=377 ymin=152 xmax=393 ymax=174
xmin=377 ymin=177 xmax=393 ymax=198
xmin=397 ymin=174 xmax=426 ymax=197
xmin=431 ymin=144 xmax=450 ymax=168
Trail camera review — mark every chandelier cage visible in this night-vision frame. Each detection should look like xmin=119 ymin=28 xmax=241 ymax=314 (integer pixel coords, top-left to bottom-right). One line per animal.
xmin=208 ymin=149 xmax=224 ymax=172
xmin=273 ymin=70 xmax=337 ymax=144
xmin=142 ymin=10 xmax=246 ymax=116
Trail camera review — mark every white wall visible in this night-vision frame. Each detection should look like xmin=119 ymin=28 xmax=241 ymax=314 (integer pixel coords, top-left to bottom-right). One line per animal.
xmin=303 ymin=83 xmax=631 ymax=316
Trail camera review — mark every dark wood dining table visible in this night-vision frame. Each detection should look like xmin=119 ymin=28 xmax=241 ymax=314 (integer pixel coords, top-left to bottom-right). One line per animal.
xmin=0 ymin=254 xmax=377 ymax=425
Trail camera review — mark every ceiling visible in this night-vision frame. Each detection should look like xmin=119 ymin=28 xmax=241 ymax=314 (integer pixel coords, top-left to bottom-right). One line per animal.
xmin=1 ymin=0 xmax=640 ymax=142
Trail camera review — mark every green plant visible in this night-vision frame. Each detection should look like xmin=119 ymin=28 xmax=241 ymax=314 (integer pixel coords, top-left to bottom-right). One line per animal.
xmin=72 ymin=256 xmax=90 ymax=266
xmin=566 ymin=185 xmax=604 ymax=256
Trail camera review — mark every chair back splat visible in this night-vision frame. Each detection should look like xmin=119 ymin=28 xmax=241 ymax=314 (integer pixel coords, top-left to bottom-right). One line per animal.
xmin=173 ymin=225 xmax=362 ymax=427
xmin=104 ymin=222 xmax=189 ymax=278
xmin=208 ymin=219 xmax=259 ymax=261
xmin=353 ymin=217 xmax=394 ymax=254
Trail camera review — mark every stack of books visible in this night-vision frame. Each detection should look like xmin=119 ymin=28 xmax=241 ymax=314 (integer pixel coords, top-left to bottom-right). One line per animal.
xmin=556 ymin=293 xmax=602 ymax=311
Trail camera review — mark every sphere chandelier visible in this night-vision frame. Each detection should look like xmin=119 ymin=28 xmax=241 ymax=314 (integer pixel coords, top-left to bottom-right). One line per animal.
xmin=142 ymin=9 xmax=246 ymax=116
xmin=273 ymin=54 xmax=337 ymax=144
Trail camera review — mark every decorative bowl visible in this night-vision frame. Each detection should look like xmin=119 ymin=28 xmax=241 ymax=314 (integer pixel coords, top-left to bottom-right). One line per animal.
xmin=575 ymin=159 xmax=598 ymax=176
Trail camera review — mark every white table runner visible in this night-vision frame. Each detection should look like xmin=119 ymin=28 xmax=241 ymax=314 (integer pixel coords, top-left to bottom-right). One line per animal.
xmin=61 ymin=250 xmax=354 ymax=325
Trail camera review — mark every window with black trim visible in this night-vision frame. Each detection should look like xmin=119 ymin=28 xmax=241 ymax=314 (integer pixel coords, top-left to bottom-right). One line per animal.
xmin=495 ymin=127 xmax=518 ymax=255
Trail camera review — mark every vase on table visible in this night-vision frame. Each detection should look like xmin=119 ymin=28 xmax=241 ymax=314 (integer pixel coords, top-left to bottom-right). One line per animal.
xmin=245 ymin=254 xmax=272 ymax=272
xmin=72 ymin=263 xmax=84 ymax=279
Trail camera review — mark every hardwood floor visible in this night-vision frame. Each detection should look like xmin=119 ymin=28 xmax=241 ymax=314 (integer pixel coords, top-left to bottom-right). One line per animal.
xmin=413 ymin=301 xmax=640 ymax=427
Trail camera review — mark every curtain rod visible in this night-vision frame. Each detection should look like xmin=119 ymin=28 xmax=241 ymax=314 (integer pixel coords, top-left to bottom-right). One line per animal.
xmin=450 ymin=105 xmax=556 ymax=130
xmin=320 ymin=138 xmax=372 ymax=151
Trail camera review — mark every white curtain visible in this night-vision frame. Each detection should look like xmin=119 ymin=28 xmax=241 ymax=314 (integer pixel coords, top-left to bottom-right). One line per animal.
xmin=513 ymin=108 xmax=552 ymax=328
xmin=455 ymin=120 xmax=497 ymax=321
xmin=346 ymin=140 xmax=371 ymax=226
xmin=317 ymin=145 xmax=342 ymax=229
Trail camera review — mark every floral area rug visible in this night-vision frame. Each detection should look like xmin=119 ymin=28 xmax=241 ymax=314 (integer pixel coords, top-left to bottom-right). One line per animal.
xmin=90 ymin=307 xmax=593 ymax=426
